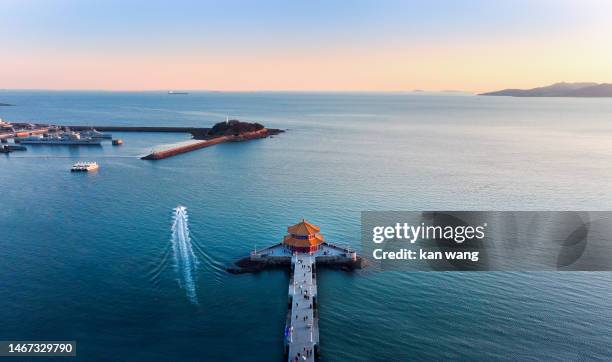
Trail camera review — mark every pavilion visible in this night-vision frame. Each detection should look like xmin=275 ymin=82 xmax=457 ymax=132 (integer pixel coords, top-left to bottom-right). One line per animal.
xmin=283 ymin=219 xmax=325 ymax=253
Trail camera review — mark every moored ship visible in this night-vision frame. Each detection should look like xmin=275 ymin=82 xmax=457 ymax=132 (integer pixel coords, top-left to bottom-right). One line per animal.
xmin=17 ymin=131 xmax=101 ymax=145
xmin=0 ymin=145 xmax=27 ymax=153
xmin=80 ymin=129 xmax=113 ymax=139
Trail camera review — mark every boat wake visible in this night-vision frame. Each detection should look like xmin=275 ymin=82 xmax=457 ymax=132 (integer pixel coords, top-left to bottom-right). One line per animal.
xmin=148 ymin=243 xmax=172 ymax=287
xmin=189 ymin=228 xmax=227 ymax=284
xmin=171 ymin=206 xmax=199 ymax=304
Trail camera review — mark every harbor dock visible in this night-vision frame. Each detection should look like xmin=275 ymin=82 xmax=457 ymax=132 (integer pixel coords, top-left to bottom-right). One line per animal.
xmin=230 ymin=220 xmax=364 ymax=361
xmin=1 ymin=119 xmax=283 ymax=160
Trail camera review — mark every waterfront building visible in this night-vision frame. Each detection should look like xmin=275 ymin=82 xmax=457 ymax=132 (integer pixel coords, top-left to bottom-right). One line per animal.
xmin=0 ymin=119 xmax=13 ymax=132
xmin=283 ymin=219 xmax=325 ymax=253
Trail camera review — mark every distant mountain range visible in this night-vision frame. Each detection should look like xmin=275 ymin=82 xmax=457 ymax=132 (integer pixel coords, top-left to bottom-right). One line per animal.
xmin=480 ymin=82 xmax=612 ymax=97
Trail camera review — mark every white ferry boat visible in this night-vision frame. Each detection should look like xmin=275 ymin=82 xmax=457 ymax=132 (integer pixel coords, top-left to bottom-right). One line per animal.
xmin=18 ymin=131 xmax=101 ymax=145
xmin=71 ymin=162 xmax=99 ymax=172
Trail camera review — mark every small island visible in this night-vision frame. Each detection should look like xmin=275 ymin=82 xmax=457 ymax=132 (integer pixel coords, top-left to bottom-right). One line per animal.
xmin=480 ymin=82 xmax=612 ymax=97
xmin=204 ymin=119 xmax=282 ymax=138
xmin=0 ymin=102 xmax=14 ymax=106
xmin=141 ymin=120 xmax=283 ymax=160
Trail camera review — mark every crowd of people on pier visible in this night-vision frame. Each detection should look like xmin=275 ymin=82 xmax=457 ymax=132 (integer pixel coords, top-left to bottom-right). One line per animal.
xmin=289 ymin=257 xmax=316 ymax=361
xmin=292 ymin=347 xmax=314 ymax=361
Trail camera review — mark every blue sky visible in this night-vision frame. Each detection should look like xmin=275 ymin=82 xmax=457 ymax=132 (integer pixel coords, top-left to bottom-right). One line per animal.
xmin=2 ymin=0 xmax=594 ymax=47
xmin=2 ymin=0 xmax=611 ymax=90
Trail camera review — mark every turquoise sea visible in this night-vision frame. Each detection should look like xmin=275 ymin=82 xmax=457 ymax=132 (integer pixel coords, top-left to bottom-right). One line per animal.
xmin=1 ymin=91 xmax=611 ymax=360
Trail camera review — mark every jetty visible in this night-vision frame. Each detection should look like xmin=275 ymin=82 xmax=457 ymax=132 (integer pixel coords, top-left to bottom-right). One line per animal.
xmin=141 ymin=127 xmax=278 ymax=160
xmin=230 ymin=219 xmax=364 ymax=361
xmin=141 ymin=120 xmax=282 ymax=160
xmin=0 ymin=119 xmax=283 ymax=160
xmin=141 ymin=136 xmax=230 ymax=160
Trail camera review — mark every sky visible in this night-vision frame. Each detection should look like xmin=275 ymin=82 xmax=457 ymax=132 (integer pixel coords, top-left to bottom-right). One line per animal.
xmin=1 ymin=0 xmax=612 ymax=92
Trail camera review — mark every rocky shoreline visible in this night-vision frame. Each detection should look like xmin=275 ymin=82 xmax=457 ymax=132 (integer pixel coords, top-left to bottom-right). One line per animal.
xmin=197 ymin=119 xmax=284 ymax=140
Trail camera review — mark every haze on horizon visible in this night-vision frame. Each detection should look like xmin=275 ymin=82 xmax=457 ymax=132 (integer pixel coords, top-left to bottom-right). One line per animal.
xmin=2 ymin=0 xmax=612 ymax=93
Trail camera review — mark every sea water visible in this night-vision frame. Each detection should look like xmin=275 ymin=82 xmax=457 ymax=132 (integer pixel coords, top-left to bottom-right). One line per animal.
xmin=1 ymin=91 xmax=611 ymax=360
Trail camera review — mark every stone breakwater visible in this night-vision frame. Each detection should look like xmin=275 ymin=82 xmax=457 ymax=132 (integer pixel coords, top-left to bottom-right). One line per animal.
xmin=141 ymin=136 xmax=229 ymax=160
xmin=141 ymin=128 xmax=281 ymax=160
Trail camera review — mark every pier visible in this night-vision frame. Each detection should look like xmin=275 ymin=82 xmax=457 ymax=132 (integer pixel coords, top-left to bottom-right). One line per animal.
xmin=287 ymin=252 xmax=318 ymax=361
xmin=233 ymin=219 xmax=364 ymax=361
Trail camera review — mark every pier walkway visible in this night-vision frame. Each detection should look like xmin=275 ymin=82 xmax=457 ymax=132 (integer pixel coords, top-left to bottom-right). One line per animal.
xmin=245 ymin=237 xmax=359 ymax=360
xmin=287 ymin=252 xmax=318 ymax=361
